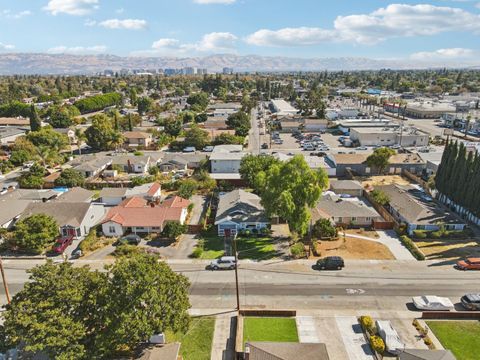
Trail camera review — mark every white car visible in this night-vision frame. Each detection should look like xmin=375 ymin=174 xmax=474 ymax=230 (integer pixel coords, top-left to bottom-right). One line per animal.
xmin=376 ymin=320 xmax=405 ymax=355
xmin=209 ymin=256 xmax=236 ymax=270
xmin=412 ymin=295 xmax=454 ymax=311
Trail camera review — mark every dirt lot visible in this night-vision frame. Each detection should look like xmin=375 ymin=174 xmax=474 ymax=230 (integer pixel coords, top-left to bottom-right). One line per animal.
xmin=415 ymin=238 xmax=480 ymax=261
xmin=314 ymin=236 xmax=395 ymax=260
xmin=360 ymin=175 xmax=411 ymax=189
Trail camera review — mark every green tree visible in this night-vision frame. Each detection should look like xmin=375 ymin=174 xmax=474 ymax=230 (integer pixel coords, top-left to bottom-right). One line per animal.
xmin=129 ymin=88 xmax=138 ymax=106
xmin=177 ymin=179 xmax=198 ymax=199
xmin=370 ymin=189 xmax=390 ymax=205
xmin=19 ymin=163 xmax=46 ymax=189
xmin=256 ymin=155 xmax=329 ymax=235
xmin=46 ymin=105 xmax=80 ymax=128
xmin=194 ymin=113 xmax=208 ymax=123
xmin=29 ymin=104 xmax=42 ymax=132
xmin=184 ymin=125 xmax=209 ymax=149
xmin=213 ymin=133 xmax=244 ymax=145
xmin=162 ymin=221 xmax=187 ymax=239
xmin=366 ymin=147 xmax=395 ymax=174
xmin=27 ymin=127 xmax=69 ymax=151
xmin=226 ymin=111 xmax=250 ymax=137
xmin=12 ymin=214 xmax=58 ymax=253
xmin=312 ymin=218 xmax=337 ymax=238
xmin=2 ymin=254 xmax=191 ymax=359
xmin=164 ymin=117 xmax=182 ymax=137
xmin=137 ymin=97 xmax=153 ymax=115
xmin=85 ymin=114 xmax=123 ymax=151
xmin=239 ymin=154 xmax=280 ymax=191
xmin=54 ymin=168 xmax=85 ymax=187
xmin=187 ymin=92 xmax=209 ymax=112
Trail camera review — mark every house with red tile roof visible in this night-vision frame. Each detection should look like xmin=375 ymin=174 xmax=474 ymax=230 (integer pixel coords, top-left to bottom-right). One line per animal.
xmin=101 ymin=195 xmax=190 ymax=237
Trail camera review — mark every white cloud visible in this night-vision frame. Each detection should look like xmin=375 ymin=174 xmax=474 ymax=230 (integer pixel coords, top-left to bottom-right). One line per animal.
xmin=410 ymin=48 xmax=475 ymax=60
xmin=476 ymin=2 xmax=480 ymax=8
xmin=134 ymin=32 xmax=237 ymax=56
xmin=44 ymin=0 xmax=99 ymax=16
xmin=193 ymin=0 xmax=236 ymax=4
xmin=47 ymin=45 xmax=107 ymax=54
xmin=246 ymin=27 xmax=335 ymax=47
xmin=115 ymin=8 xmax=124 ymax=14
xmin=1 ymin=10 xmax=32 ymax=19
xmin=246 ymin=3 xmax=480 ymax=47
xmin=0 ymin=42 xmax=15 ymax=50
xmin=98 ymin=18 xmax=147 ymax=30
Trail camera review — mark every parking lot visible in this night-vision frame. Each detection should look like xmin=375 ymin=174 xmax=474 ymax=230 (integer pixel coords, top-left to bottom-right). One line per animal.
xmin=266 ymin=131 xmax=374 ymax=156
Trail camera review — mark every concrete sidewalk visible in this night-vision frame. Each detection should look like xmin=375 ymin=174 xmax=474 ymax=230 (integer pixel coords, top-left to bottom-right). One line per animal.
xmin=296 ymin=316 xmax=320 ymax=343
xmin=211 ymin=313 xmax=236 ymax=360
xmin=335 ymin=316 xmax=374 ymax=360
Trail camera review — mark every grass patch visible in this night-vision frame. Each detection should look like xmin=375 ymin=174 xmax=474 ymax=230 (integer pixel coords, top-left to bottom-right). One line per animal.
xmin=165 ymin=317 xmax=215 ymax=360
xmin=243 ymin=317 xmax=298 ymax=348
xmin=193 ymin=227 xmax=280 ymax=260
xmin=427 ymin=320 xmax=480 ymax=360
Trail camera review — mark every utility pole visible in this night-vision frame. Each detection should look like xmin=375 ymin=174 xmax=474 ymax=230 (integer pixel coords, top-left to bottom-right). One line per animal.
xmin=0 ymin=257 xmax=11 ymax=304
xmin=233 ymin=235 xmax=240 ymax=312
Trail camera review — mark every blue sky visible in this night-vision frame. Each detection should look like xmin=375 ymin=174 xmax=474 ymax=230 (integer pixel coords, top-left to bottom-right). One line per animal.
xmin=1 ymin=0 xmax=480 ymax=62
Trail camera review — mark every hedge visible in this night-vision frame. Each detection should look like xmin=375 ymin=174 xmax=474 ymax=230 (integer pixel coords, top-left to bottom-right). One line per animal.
xmin=359 ymin=316 xmax=374 ymax=335
xmin=369 ymin=335 xmax=385 ymax=354
xmin=400 ymin=235 xmax=425 ymax=260
xmin=74 ymin=92 xmax=122 ymax=114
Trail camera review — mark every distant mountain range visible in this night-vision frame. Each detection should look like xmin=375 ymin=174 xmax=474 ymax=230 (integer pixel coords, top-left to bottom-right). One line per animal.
xmin=0 ymin=53 xmax=478 ymax=75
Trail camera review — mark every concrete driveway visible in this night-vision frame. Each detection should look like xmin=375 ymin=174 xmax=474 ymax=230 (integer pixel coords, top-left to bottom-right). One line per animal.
xmin=188 ymin=195 xmax=208 ymax=225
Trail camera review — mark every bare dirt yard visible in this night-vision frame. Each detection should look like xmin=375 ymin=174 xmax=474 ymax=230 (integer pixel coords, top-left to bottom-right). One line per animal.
xmin=360 ymin=175 xmax=411 ymax=189
xmin=314 ymin=236 xmax=395 ymax=260
xmin=415 ymin=238 xmax=480 ymax=261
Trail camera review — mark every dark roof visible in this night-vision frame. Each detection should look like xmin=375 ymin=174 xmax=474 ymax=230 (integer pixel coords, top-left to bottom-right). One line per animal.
xmin=135 ymin=343 xmax=181 ymax=360
xmin=20 ymin=202 xmax=92 ymax=227
xmin=399 ymin=349 xmax=456 ymax=360
xmin=312 ymin=194 xmax=381 ymax=221
xmin=329 ymin=180 xmax=364 ymax=191
xmin=56 ymin=187 xmax=93 ymax=203
xmin=215 ymin=189 xmax=268 ymax=225
xmin=247 ymin=342 xmax=330 ymax=360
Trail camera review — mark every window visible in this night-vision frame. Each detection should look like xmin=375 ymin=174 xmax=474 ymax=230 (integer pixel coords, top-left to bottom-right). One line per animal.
xmin=366 ymin=217 xmax=372 ymax=222
xmin=109 ymin=226 xmax=116 ymax=234
xmin=351 ymin=217 xmax=357 ymax=221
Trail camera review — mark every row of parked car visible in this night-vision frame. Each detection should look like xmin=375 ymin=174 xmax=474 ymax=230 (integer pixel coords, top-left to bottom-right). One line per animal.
xmin=293 ymin=132 xmax=330 ymax=152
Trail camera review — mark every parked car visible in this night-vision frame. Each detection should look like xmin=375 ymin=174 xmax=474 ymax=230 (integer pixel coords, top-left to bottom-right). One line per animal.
xmin=202 ymin=146 xmax=214 ymax=152
xmin=315 ymin=256 xmax=344 ymax=270
xmin=71 ymin=249 xmax=83 ymax=259
xmin=261 ymin=143 xmax=269 ymax=149
xmin=209 ymin=256 xmax=236 ymax=270
xmin=412 ymin=295 xmax=454 ymax=311
xmin=456 ymin=257 xmax=480 ymax=270
xmin=461 ymin=293 xmax=480 ymax=310
xmin=52 ymin=236 xmax=74 ymax=254
xmin=376 ymin=320 xmax=405 ymax=355
xmin=116 ymin=234 xmax=141 ymax=246
xmin=356 ymin=146 xmax=368 ymax=150
xmin=183 ymin=147 xmax=196 ymax=153
xmin=390 ymin=144 xmax=401 ymax=150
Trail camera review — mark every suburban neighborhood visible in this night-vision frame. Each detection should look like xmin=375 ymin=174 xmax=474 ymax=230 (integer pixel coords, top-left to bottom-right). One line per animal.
xmin=1 ymin=1 xmax=480 ymax=360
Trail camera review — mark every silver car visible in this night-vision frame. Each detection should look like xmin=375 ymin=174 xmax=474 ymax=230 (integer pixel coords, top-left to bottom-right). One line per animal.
xmin=209 ymin=256 xmax=236 ymax=270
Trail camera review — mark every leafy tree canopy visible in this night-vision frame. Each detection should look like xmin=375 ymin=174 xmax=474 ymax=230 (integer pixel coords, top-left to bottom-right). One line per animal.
xmin=11 ymin=213 xmax=58 ymax=253
xmin=54 ymin=168 xmax=85 ymax=187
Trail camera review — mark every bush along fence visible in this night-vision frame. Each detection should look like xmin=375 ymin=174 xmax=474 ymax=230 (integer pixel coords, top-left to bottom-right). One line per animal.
xmin=399 ymin=235 xmax=425 ymax=260
xmin=412 ymin=319 xmax=435 ymax=349
xmin=358 ymin=315 xmax=384 ymax=360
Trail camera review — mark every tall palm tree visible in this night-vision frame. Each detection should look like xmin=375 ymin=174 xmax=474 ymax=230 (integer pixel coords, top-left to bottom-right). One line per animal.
xmin=108 ymin=132 xmax=125 ymax=152
xmin=74 ymin=128 xmax=86 ymax=155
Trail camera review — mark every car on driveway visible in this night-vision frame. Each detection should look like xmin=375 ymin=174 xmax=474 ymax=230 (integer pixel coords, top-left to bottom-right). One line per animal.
xmin=412 ymin=295 xmax=454 ymax=311
xmin=356 ymin=146 xmax=368 ymax=150
xmin=261 ymin=143 xmax=268 ymax=149
xmin=315 ymin=256 xmax=344 ymax=270
xmin=116 ymin=234 xmax=141 ymax=246
xmin=209 ymin=256 xmax=236 ymax=270
xmin=52 ymin=236 xmax=74 ymax=254
xmin=456 ymin=257 xmax=480 ymax=270
xmin=461 ymin=293 xmax=480 ymax=310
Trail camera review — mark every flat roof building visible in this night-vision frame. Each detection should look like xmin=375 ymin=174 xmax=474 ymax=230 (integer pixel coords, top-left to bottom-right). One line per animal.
xmin=350 ymin=127 xmax=429 ymax=147
xmin=271 ymin=99 xmax=299 ymax=116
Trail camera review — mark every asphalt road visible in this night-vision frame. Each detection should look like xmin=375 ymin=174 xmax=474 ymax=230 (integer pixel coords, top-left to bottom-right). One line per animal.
xmin=2 ymin=259 xmax=479 ymax=312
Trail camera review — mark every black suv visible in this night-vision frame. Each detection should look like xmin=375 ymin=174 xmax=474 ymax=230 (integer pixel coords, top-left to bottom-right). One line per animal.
xmin=315 ymin=256 xmax=345 ymax=270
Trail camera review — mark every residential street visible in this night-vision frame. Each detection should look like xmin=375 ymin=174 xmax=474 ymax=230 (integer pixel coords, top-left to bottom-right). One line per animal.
xmin=2 ymin=259 xmax=478 ymax=312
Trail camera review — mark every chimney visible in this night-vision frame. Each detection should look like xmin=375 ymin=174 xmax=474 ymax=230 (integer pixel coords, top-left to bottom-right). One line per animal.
xmin=150 ymin=202 xmax=155 ymax=208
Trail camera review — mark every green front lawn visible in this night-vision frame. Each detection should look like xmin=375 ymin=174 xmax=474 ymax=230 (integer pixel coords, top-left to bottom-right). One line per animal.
xmin=427 ymin=320 xmax=480 ymax=360
xmin=193 ymin=228 xmax=280 ymax=260
xmin=165 ymin=317 xmax=215 ymax=360
xmin=243 ymin=317 xmax=298 ymax=348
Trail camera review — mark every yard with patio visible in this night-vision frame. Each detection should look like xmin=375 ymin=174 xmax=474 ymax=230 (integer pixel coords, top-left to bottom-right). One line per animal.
xmin=165 ymin=317 xmax=215 ymax=360
xmin=243 ymin=317 xmax=299 ymax=348
xmin=427 ymin=320 xmax=480 ymax=360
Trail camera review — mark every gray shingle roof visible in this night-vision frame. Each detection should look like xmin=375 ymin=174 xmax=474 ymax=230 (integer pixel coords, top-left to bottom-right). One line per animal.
xmin=247 ymin=342 xmax=330 ymax=360
xmin=215 ymin=189 xmax=268 ymax=224
xmin=20 ymin=202 xmax=92 ymax=227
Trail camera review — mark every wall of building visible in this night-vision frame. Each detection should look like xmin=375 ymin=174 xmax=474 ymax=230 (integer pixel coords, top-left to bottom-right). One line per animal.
xmin=211 ymin=159 xmax=242 ymax=173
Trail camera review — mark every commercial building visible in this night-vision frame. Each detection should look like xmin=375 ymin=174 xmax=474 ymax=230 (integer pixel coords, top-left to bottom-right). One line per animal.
xmin=404 ymin=102 xmax=456 ymax=119
xmin=271 ymin=99 xmax=299 ymax=116
xmin=336 ymin=118 xmax=395 ymax=135
xmin=349 ymin=127 xmax=429 ymax=147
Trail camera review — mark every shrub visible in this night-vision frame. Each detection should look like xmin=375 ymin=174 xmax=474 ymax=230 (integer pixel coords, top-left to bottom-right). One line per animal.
xmin=290 ymin=242 xmax=306 ymax=258
xmin=312 ymin=218 xmax=337 ymax=239
xmin=424 ymin=337 xmax=433 ymax=346
xmin=190 ymin=247 xmax=203 ymax=258
xmin=400 ymin=235 xmax=425 ymax=260
xmin=430 ymin=230 xmax=443 ymax=239
xmin=113 ymin=244 xmax=141 ymax=257
xmin=359 ymin=316 xmax=374 ymax=334
xmin=79 ymin=229 xmax=98 ymax=252
xmin=413 ymin=230 xmax=427 ymax=239
xmin=369 ymin=335 xmax=385 ymax=354
xmin=161 ymin=221 xmax=187 ymax=239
